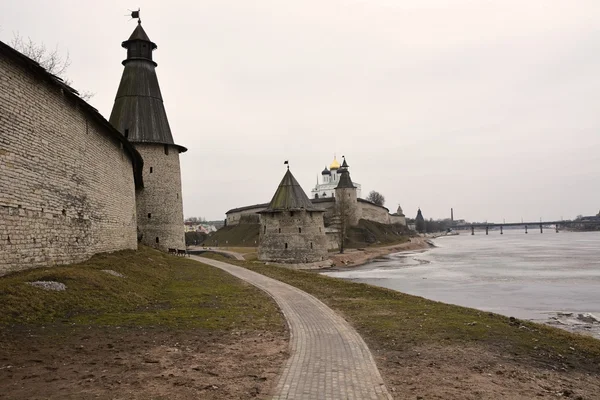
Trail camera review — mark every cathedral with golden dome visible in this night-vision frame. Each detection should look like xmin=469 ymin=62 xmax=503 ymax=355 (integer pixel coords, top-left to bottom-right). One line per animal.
xmin=311 ymin=156 xmax=362 ymax=199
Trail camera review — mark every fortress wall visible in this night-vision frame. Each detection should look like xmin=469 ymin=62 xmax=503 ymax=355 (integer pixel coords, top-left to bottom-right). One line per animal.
xmin=0 ymin=56 xmax=138 ymax=275
xmin=359 ymin=202 xmax=391 ymax=224
xmin=390 ymin=214 xmax=406 ymax=226
xmin=134 ymin=144 xmax=185 ymax=251
xmin=226 ymin=205 xmax=267 ymax=226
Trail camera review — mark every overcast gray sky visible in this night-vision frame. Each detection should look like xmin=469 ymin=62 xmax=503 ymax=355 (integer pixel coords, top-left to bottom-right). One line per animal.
xmin=2 ymin=1 xmax=599 ymax=222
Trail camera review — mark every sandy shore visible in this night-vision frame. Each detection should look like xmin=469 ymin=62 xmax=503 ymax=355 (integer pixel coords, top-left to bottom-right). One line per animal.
xmin=328 ymin=237 xmax=433 ymax=268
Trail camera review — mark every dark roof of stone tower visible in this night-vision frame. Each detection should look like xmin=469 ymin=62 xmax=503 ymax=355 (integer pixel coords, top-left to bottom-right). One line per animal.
xmin=124 ymin=24 xmax=156 ymax=47
xmin=262 ymin=169 xmax=324 ymax=212
xmin=341 ymin=157 xmax=349 ymax=169
xmin=416 ymin=208 xmax=424 ymax=222
xmin=336 ymin=168 xmax=356 ymax=189
xmin=109 ymin=21 xmax=187 ymax=152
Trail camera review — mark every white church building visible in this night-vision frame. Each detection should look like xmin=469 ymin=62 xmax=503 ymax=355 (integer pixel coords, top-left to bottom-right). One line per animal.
xmin=311 ymin=156 xmax=362 ymax=199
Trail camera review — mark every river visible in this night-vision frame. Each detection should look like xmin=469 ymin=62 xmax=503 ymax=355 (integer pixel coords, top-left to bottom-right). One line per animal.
xmin=323 ymin=230 xmax=600 ymax=338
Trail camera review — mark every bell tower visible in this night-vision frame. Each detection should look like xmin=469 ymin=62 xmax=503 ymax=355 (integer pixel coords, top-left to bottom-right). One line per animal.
xmin=109 ymin=18 xmax=186 ymax=251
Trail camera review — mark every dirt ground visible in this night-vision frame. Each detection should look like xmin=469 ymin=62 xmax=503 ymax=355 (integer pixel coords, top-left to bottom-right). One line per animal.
xmin=329 ymin=237 xmax=431 ymax=268
xmin=0 ymin=325 xmax=287 ymax=400
xmin=375 ymin=344 xmax=599 ymax=400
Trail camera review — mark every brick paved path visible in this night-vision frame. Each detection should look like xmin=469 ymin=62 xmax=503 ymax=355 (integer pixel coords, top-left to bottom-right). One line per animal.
xmin=192 ymin=256 xmax=392 ymax=400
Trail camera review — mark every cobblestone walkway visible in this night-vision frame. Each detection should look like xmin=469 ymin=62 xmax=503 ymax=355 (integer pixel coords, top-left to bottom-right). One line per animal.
xmin=192 ymin=256 xmax=392 ymax=400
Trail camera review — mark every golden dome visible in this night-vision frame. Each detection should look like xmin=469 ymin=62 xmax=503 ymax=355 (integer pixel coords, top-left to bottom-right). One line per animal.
xmin=329 ymin=157 xmax=340 ymax=170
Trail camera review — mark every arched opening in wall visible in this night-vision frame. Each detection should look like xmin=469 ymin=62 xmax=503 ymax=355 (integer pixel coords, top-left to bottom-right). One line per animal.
xmin=309 ymin=212 xmax=313 ymax=218
xmin=124 ymin=128 xmax=129 ymax=139
xmin=298 ymin=227 xmax=302 ymax=233
xmin=164 ymin=145 xmax=169 ymax=155
xmin=290 ymin=211 xmax=294 ymax=217
xmin=310 ymin=242 xmax=313 ymax=249
xmin=150 ymin=167 xmax=153 ymax=173
xmin=148 ymin=213 xmax=152 ymax=219
xmin=278 ymin=228 xmax=281 ymax=233
xmin=156 ymin=237 xmax=159 ymax=244
xmin=285 ymin=243 xmax=288 ymax=249
xmin=315 ymin=194 xmax=319 ymax=199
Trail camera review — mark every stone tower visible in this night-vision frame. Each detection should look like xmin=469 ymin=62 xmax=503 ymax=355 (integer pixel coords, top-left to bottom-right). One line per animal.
xmin=258 ymin=168 xmax=328 ymax=263
xmin=334 ymin=159 xmax=361 ymax=226
xmin=109 ymin=21 xmax=186 ymax=251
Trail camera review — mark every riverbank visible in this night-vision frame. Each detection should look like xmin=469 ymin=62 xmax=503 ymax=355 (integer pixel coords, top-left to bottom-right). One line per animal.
xmin=206 ymin=254 xmax=600 ymax=399
xmin=328 ymin=237 xmax=433 ymax=268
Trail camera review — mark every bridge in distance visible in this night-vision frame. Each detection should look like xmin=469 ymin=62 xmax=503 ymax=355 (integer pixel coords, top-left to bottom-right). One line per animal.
xmin=453 ymin=220 xmax=598 ymax=235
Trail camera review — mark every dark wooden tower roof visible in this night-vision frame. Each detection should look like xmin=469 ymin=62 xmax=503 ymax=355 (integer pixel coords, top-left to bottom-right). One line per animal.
xmin=109 ymin=21 xmax=186 ymax=152
xmin=336 ymin=168 xmax=356 ymax=189
xmin=261 ymin=169 xmax=324 ymax=213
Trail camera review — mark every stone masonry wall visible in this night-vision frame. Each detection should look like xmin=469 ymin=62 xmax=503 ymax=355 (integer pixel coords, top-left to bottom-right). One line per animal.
xmin=0 ymin=57 xmax=138 ymax=275
xmin=258 ymin=210 xmax=328 ymax=263
xmin=135 ymin=143 xmax=185 ymax=251
xmin=359 ymin=201 xmax=391 ymax=224
xmin=226 ymin=205 xmax=267 ymax=226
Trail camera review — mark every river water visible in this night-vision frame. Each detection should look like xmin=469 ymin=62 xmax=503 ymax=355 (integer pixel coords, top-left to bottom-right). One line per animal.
xmin=323 ymin=231 xmax=600 ymax=338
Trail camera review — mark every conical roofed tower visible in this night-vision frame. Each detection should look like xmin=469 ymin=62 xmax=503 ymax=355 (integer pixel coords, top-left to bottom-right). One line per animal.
xmin=110 ymin=21 xmax=186 ymax=251
xmin=258 ymin=168 xmax=328 ymax=263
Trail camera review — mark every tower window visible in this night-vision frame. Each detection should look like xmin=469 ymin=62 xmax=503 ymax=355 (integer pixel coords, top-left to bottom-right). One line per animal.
xmin=310 ymin=242 xmax=313 ymax=249
xmin=156 ymin=237 xmax=159 ymax=244
xmin=164 ymin=145 xmax=169 ymax=155
xmin=290 ymin=211 xmax=294 ymax=217
xmin=285 ymin=243 xmax=288 ymax=249
xmin=124 ymin=128 xmax=129 ymax=139
xmin=150 ymin=167 xmax=153 ymax=173
xmin=148 ymin=213 xmax=152 ymax=219
xmin=278 ymin=228 xmax=281 ymax=233
xmin=298 ymin=227 xmax=302 ymax=233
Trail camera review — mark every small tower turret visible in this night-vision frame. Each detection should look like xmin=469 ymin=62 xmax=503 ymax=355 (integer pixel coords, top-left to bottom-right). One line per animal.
xmin=334 ymin=165 xmax=361 ymax=226
xmin=109 ymin=20 xmax=186 ymax=251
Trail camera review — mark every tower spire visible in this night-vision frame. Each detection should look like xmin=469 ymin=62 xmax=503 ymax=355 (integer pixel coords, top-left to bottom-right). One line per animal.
xmin=109 ymin=20 xmax=186 ymax=152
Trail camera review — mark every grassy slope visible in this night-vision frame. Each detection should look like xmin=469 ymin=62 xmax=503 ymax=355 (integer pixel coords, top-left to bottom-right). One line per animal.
xmin=208 ymin=255 xmax=600 ymax=373
xmin=346 ymin=219 xmax=411 ymax=248
xmin=205 ymin=224 xmax=260 ymax=247
xmin=0 ymin=246 xmax=283 ymax=332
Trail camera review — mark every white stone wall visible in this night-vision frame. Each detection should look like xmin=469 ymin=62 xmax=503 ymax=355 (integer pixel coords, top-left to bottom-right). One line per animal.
xmin=0 ymin=56 xmax=138 ymax=275
xmin=135 ymin=143 xmax=185 ymax=251
xmin=226 ymin=205 xmax=267 ymax=226
xmin=359 ymin=202 xmax=391 ymax=224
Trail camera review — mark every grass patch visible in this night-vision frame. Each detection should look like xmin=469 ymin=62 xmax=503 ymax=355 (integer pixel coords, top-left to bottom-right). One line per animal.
xmin=0 ymin=246 xmax=283 ymax=332
xmin=205 ymin=224 xmax=260 ymax=247
xmin=207 ymin=254 xmax=600 ymax=372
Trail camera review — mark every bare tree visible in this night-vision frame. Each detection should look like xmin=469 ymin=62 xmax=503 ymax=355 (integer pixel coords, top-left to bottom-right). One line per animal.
xmin=334 ymin=194 xmax=355 ymax=254
xmin=365 ymin=190 xmax=385 ymax=206
xmin=10 ymin=33 xmax=94 ymax=101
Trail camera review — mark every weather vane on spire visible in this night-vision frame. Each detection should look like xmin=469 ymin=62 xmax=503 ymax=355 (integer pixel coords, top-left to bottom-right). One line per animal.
xmin=126 ymin=8 xmax=141 ymax=23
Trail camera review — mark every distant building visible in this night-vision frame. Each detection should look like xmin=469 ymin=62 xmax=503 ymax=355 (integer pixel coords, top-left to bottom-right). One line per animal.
xmin=311 ymin=156 xmax=362 ymax=199
xmin=415 ymin=208 xmax=425 ymax=233
xmin=226 ymin=157 xmax=406 ymax=229
xmin=258 ymin=168 xmax=328 ymax=263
